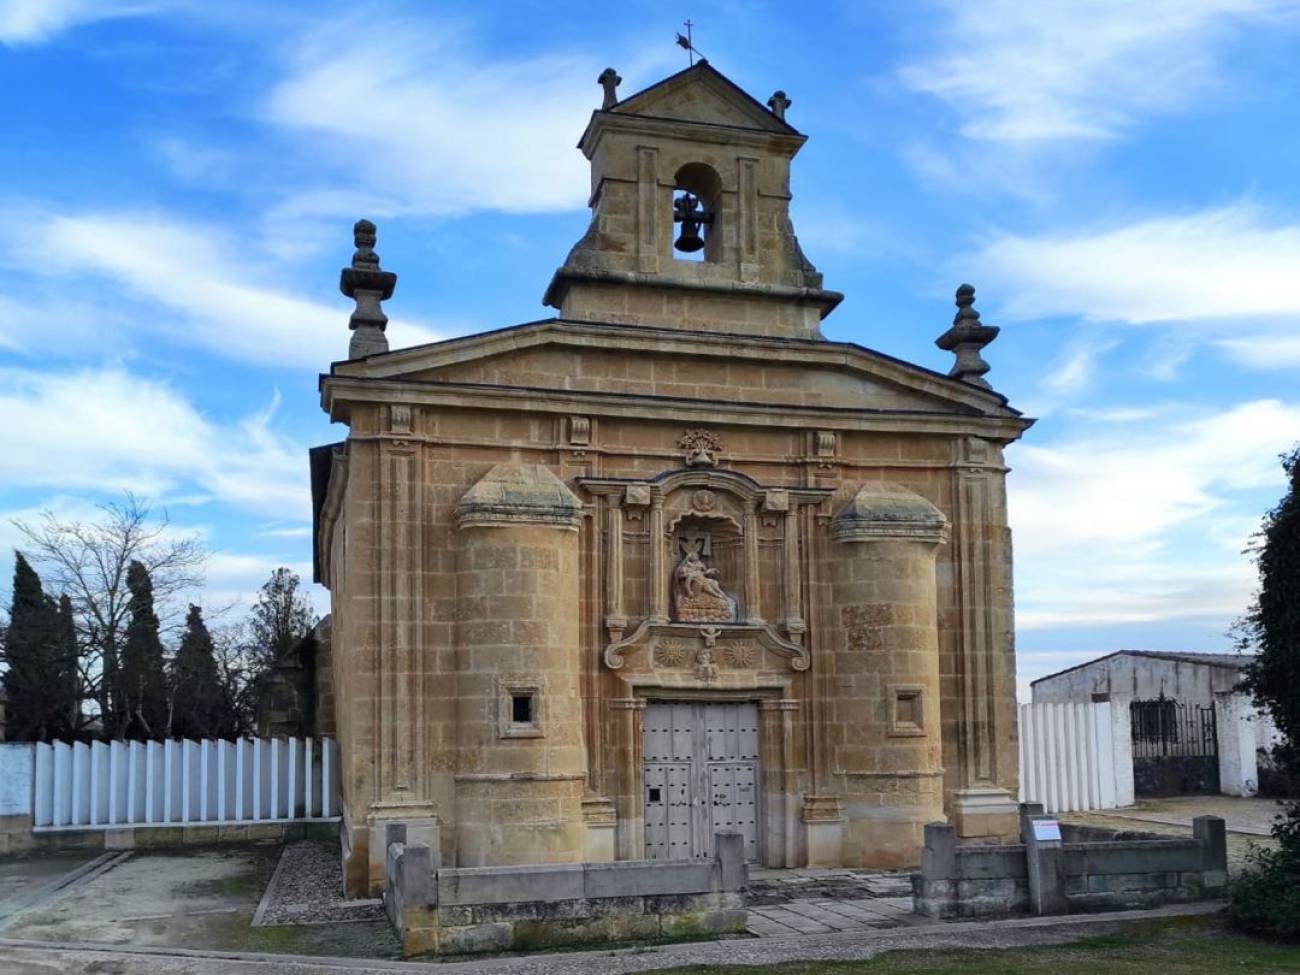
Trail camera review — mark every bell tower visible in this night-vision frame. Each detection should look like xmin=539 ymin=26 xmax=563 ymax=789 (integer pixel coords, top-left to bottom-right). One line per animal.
xmin=543 ymin=62 xmax=842 ymax=339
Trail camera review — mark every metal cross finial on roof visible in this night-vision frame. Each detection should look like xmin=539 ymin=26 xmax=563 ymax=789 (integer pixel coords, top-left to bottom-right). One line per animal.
xmin=597 ymin=67 xmax=622 ymax=109
xmin=675 ymin=20 xmax=705 ymax=66
xmin=767 ymin=90 xmax=791 ymax=121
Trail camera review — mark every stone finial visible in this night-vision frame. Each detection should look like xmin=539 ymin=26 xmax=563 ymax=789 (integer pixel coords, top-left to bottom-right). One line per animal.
xmin=598 ymin=67 xmax=622 ymax=109
xmin=340 ymin=218 xmax=397 ymax=360
xmin=935 ymin=284 xmax=1000 ymax=389
xmin=767 ymin=90 xmax=791 ymax=120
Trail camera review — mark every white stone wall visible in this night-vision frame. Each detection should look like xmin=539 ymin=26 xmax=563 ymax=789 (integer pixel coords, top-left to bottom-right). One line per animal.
xmin=1032 ymin=655 xmax=1240 ymax=705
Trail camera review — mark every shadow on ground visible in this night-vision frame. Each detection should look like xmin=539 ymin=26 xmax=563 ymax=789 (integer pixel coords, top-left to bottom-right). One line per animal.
xmin=0 ymin=842 xmax=399 ymax=959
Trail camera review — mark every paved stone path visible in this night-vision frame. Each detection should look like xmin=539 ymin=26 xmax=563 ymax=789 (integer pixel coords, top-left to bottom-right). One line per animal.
xmin=746 ymin=868 xmax=920 ymax=936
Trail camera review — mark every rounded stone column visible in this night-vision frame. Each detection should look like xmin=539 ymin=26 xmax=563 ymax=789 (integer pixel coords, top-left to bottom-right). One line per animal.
xmin=453 ymin=463 xmax=587 ymax=866
xmin=828 ymin=483 xmax=948 ymax=868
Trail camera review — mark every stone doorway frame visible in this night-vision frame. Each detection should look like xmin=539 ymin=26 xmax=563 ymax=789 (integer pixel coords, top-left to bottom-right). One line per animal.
xmin=608 ymin=678 xmax=802 ymax=868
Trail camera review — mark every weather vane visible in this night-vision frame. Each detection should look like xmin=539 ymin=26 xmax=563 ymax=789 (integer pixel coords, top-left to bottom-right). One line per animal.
xmin=675 ymin=20 xmax=705 ymax=66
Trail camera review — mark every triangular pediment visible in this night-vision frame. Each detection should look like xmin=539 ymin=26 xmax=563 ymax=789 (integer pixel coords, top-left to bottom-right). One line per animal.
xmin=610 ymin=62 xmax=798 ymax=135
xmin=328 ymin=319 xmax=1023 ymax=421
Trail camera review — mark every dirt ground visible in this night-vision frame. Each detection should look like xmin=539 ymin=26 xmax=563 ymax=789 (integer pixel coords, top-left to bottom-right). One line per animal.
xmin=0 ymin=845 xmax=398 ymax=959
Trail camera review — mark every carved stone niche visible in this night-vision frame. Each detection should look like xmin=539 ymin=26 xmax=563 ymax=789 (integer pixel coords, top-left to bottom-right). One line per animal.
xmin=668 ymin=499 xmax=741 ymax=624
xmin=578 ymin=467 xmax=830 ymax=684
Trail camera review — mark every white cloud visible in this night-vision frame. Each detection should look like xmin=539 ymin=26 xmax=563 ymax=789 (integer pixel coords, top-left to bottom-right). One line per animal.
xmin=1009 ymin=399 xmax=1298 ymax=630
xmin=1064 ymin=405 xmax=1178 ymax=423
xmin=0 ymin=366 xmax=309 ymax=520
xmin=899 ymin=0 xmax=1297 ymax=143
xmin=13 ymin=208 xmax=439 ymax=369
xmin=1041 ymin=338 xmax=1121 ymax=396
xmin=0 ymin=0 xmax=167 ymax=45
xmin=1216 ymin=335 xmax=1300 ymax=369
xmin=263 ymin=20 xmax=616 ymax=219
xmin=969 ymin=205 xmax=1300 ymax=362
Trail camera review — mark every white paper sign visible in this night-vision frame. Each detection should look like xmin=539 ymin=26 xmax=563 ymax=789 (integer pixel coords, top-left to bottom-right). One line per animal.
xmin=1032 ymin=819 xmax=1061 ymax=842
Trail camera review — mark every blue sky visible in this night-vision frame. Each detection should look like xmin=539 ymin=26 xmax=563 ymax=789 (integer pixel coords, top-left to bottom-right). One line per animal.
xmin=1 ymin=0 xmax=1298 ymax=699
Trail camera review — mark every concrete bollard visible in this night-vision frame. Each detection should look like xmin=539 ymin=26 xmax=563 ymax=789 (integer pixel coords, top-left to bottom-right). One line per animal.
xmin=920 ymin=822 xmax=956 ymax=882
xmin=1193 ymin=815 xmax=1228 ymax=891
xmin=713 ymin=830 xmax=747 ymax=892
xmin=1021 ymin=812 xmax=1066 ymax=915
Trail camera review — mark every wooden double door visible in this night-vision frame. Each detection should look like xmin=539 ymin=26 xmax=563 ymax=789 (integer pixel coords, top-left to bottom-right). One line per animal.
xmin=642 ymin=700 xmax=760 ymax=862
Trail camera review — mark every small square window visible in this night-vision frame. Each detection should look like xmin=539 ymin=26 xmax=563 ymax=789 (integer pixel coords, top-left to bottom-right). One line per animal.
xmin=511 ymin=693 xmax=534 ymax=725
xmin=888 ymin=685 xmax=926 ymax=737
xmin=498 ymin=678 xmax=544 ymax=738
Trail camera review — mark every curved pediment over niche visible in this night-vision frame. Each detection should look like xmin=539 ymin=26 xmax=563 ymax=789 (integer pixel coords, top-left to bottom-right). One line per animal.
xmin=604 ymin=621 xmax=810 ymax=678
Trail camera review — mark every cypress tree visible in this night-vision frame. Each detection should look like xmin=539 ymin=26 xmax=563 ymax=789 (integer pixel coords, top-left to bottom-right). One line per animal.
xmin=51 ymin=594 xmax=80 ymax=738
xmin=121 ymin=560 xmax=167 ymax=738
xmin=3 ymin=553 xmax=60 ymax=740
xmin=171 ymin=604 xmax=227 ymax=738
xmin=2 ymin=554 xmax=77 ymax=740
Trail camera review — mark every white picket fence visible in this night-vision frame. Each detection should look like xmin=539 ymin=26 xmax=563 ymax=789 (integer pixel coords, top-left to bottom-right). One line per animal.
xmin=1018 ymin=702 xmax=1134 ymax=814
xmin=32 ymin=737 xmax=339 ymax=830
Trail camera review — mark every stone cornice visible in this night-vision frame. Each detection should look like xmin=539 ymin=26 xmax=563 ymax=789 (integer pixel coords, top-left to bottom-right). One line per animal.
xmin=327 ymin=318 xmax=1024 ymax=420
xmin=579 ymin=111 xmax=807 ymax=158
xmin=541 ymin=267 xmax=843 ymax=321
xmin=321 ymin=376 xmax=1033 ymax=443
xmin=577 ymin=467 xmax=831 ymax=505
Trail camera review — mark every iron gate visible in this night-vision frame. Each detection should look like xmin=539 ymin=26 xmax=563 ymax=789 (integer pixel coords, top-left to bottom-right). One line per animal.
xmin=1130 ymin=698 xmax=1219 ymax=796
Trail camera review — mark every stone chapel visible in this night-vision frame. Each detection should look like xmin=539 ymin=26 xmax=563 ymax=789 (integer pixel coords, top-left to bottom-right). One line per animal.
xmin=310 ymin=62 xmax=1033 ymax=897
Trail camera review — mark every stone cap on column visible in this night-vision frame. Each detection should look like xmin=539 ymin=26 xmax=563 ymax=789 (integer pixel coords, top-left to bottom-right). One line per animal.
xmin=456 ymin=463 xmax=582 ymax=530
xmin=831 ymin=483 xmax=949 ymax=544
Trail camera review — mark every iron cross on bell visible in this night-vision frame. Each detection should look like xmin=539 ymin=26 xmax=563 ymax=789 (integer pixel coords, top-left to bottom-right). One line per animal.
xmin=673 ymin=191 xmax=713 ymax=253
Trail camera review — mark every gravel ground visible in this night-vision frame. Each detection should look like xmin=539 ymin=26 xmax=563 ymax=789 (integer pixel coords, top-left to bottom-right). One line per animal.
xmin=1060 ymin=808 xmax=1278 ymax=877
xmin=255 ymin=842 xmax=385 ymax=927
xmin=0 ymin=903 xmax=1227 ymax=975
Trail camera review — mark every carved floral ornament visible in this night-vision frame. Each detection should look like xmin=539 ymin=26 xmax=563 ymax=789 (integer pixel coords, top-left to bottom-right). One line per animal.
xmin=651 ymin=629 xmax=764 ymax=680
xmin=679 ymin=429 xmax=722 ymax=467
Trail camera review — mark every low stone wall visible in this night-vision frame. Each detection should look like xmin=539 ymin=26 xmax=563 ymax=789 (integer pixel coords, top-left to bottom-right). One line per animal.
xmin=386 ymin=831 xmax=748 ymax=957
xmin=2 ymin=818 xmax=337 ymax=856
xmin=914 ymin=811 xmax=1227 ymax=919
xmin=911 ymin=824 xmax=1030 ymax=918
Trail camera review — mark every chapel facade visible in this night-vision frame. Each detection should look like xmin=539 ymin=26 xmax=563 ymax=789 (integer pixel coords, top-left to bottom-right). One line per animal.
xmin=311 ymin=62 xmax=1033 ymax=897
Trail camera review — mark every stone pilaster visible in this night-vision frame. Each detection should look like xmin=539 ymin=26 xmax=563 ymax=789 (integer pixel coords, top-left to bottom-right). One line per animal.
xmin=950 ymin=439 xmax=1020 ymax=839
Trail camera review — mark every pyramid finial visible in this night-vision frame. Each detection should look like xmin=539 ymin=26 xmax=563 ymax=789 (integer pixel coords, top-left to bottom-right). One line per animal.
xmin=340 ymin=219 xmax=397 ymax=360
xmin=935 ymin=283 xmax=1000 ymax=388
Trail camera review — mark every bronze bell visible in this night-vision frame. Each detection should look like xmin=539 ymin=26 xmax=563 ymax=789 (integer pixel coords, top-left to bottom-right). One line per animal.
xmin=673 ymin=192 xmax=713 ymax=253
